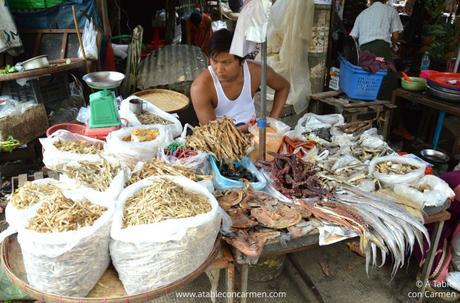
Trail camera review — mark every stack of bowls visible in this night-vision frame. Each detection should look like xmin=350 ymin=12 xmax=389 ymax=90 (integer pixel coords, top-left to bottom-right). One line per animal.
xmin=426 ymin=73 xmax=460 ymax=103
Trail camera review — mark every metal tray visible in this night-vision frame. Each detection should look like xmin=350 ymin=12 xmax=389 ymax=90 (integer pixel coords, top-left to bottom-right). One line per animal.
xmin=427 ymin=85 xmax=460 ymax=103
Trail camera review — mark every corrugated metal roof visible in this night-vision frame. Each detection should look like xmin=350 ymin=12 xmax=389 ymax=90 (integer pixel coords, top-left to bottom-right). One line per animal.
xmin=137 ymin=45 xmax=208 ymax=90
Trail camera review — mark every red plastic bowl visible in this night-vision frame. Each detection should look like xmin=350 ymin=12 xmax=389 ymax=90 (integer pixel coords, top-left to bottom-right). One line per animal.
xmin=46 ymin=123 xmax=86 ymax=137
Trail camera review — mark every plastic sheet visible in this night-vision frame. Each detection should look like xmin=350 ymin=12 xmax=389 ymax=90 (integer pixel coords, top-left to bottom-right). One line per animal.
xmin=110 ymin=176 xmax=221 ymax=295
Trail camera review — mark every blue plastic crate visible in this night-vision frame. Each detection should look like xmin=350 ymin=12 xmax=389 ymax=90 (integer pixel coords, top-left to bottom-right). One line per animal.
xmin=209 ymin=156 xmax=266 ymax=191
xmin=339 ymin=56 xmax=387 ymax=100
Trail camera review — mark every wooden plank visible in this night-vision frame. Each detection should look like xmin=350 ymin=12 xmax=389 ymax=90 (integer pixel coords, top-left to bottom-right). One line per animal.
xmin=395 ymin=89 xmax=460 ymax=116
xmin=60 ymin=33 xmax=69 ymax=60
xmin=20 ymin=29 xmax=83 ymax=34
xmin=424 ymin=210 xmax=451 ymax=224
xmin=343 ymin=100 xmax=391 ymax=108
xmin=311 ymin=90 xmax=343 ymax=100
xmin=0 ymin=59 xmax=84 ymax=82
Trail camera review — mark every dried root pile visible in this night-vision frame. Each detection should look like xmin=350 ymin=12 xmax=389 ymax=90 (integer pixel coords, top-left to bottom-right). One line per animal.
xmin=123 ymin=178 xmax=211 ymax=228
xmin=62 ymin=160 xmax=119 ymax=191
xmin=27 ymin=193 xmax=106 ymax=233
xmin=53 ymin=140 xmax=102 ymax=154
xmin=11 ymin=182 xmax=61 ymax=209
xmin=128 ymin=158 xmax=208 ymax=184
xmin=136 ymin=112 xmax=172 ymax=125
xmin=186 ymin=118 xmax=251 ymax=164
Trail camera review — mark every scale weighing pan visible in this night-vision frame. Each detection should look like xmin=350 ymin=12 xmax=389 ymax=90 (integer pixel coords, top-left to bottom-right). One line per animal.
xmin=82 ymin=71 xmax=125 ymax=89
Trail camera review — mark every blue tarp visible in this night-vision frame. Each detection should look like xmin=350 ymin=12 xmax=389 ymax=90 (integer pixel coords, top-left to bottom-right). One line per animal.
xmin=8 ymin=0 xmax=101 ymax=30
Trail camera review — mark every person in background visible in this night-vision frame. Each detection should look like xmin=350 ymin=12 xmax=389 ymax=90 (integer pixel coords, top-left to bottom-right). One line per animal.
xmin=350 ymin=0 xmax=403 ymax=100
xmin=184 ymin=10 xmax=212 ymax=55
xmin=190 ymin=29 xmax=290 ymax=132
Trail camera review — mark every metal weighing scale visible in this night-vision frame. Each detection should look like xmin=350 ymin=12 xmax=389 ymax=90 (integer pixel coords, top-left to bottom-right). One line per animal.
xmin=82 ymin=71 xmax=125 ymax=128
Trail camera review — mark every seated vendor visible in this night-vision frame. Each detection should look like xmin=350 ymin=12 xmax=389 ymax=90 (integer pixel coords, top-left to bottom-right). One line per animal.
xmin=190 ymin=29 xmax=290 ymax=132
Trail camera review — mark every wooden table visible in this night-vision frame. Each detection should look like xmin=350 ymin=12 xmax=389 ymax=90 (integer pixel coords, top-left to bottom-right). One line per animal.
xmin=310 ymin=91 xmax=397 ymax=139
xmin=234 ymin=210 xmax=451 ymax=303
xmin=389 ymin=89 xmax=460 ymax=151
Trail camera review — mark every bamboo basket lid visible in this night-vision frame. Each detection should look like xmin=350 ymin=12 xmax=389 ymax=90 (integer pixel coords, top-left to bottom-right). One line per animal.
xmin=1 ymin=235 xmax=220 ymax=303
xmin=134 ymin=89 xmax=190 ymax=113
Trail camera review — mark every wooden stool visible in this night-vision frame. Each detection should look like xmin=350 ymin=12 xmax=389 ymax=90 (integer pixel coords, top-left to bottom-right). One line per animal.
xmin=310 ymin=91 xmax=397 ymax=139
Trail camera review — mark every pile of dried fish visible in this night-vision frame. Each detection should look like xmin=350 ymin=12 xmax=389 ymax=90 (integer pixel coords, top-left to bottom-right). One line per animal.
xmin=11 ymin=182 xmax=61 ymax=209
xmin=217 ymin=188 xmax=314 ymax=257
xmin=298 ymin=185 xmax=429 ymax=279
xmin=136 ymin=112 xmax=173 ymax=125
xmin=256 ymin=152 xmax=328 ymax=199
xmin=337 ymin=120 xmax=373 ymax=134
xmin=62 ymin=160 xmax=119 ymax=192
xmin=53 ymin=140 xmax=102 ymax=154
xmin=123 ymin=178 xmax=211 ymax=228
xmin=128 ymin=158 xmax=209 ymax=184
xmin=27 ymin=193 xmax=106 ymax=233
xmin=186 ymin=118 xmax=251 ymax=164
xmin=375 ymin=161 xmax=418 ymax=175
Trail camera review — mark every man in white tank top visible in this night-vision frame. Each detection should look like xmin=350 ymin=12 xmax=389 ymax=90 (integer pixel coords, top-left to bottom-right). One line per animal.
xmin=190 ymin=29 xmax=290 ymax=132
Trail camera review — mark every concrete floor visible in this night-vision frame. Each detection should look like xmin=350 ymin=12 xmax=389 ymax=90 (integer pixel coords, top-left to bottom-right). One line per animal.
xmin=148 ymin=241 xmax=456 ymax=303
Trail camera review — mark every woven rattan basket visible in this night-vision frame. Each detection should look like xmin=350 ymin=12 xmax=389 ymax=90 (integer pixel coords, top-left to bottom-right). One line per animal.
xmin=134 ymin=89 xmax=190 ymax=113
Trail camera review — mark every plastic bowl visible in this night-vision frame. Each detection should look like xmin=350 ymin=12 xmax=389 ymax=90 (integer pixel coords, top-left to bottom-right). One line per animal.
xmin=401 ymin=77 xmax=427 ymax=91
xmin=46 ymin=123 xmax=86 ymax=137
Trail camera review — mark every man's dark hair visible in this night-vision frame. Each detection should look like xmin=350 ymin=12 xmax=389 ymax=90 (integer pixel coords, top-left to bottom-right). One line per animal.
xmin=190 ymin=11 xmax=202 ymax=27
xmin=208 ymin=29 xmax=243 ymax=62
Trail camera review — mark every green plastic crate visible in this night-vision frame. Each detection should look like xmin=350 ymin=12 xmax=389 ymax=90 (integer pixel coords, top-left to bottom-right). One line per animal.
xmin=8 ymin=0 xmax=64 ymax=10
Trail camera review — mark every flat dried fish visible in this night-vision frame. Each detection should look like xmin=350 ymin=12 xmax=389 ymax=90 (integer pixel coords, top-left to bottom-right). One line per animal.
xmin=11 ymin=182 xmax=61 ymax=209
xmin=53 ymin=140 xmax=102 ymax=154
xmin=123 ymin=179 xmax=211 ymax=228
xmin=27 ymin=194 xmax=106 ymax=233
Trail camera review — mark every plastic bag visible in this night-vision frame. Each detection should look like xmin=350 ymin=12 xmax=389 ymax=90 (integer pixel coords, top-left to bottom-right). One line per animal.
xmin=294 ymin=113 xmax=344 ymax=137
xmin=17 ymin=193 xmax=113 ymax=297
xmin=209 ymin=156 xmax=267 ymax=191
xmin=394 ymin=175 xmax=455 ymax=208
xmin=249 ymin=118 xmax=290 ymax=161
xmin=110 ymin=176 xmax=221 ymax=295
xmin=78 ymin=18 xmax=98 ymax=60
xmin=40 ymin=130 xmax=105 ymax=171
xmin=369 ymin=155 xmax=426 ymax=188
xmin=59 ymin=158 xmax=127 ymax=204
xmin=105 ymin=125 xmax=173 ymax=166
xmin=119 ymin=96 xmax=183 ymax=138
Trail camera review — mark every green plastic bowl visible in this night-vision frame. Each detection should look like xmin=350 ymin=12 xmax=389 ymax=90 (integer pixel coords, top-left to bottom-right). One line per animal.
xmin=401 ymin=77 xmax=427 ymax=91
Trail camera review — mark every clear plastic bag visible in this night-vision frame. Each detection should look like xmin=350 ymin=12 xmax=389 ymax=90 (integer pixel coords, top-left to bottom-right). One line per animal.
xmin=78 ymin=18 xmax=98 ymax=60
xmin=369 ymin=155 xmax=426 ymax=188
xmin=110 ymin=176 xmax=221 ymax=295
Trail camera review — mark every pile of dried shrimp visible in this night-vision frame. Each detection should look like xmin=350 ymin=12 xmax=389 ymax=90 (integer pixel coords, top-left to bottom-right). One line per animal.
xmin=27 ymin=193 xmax=106 ymax=233
xmin=186 ymin=118 xmax=251 ymax=164
xmin=123 ymin=178 xmax=211 ymax=228
xmin=53 ymin=140 xmax=102 ymax=154
xmin=11 ymin=182 xmax=61 ymax=209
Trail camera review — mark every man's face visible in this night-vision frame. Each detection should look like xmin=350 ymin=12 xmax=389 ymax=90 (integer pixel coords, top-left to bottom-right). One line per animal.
xmin=210 ymin=52 xmax=241 ymax=82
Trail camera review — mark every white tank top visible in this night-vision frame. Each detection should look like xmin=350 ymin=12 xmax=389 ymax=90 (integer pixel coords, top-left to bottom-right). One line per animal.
xmin=208 ymin=61 xmax=256 ymax=125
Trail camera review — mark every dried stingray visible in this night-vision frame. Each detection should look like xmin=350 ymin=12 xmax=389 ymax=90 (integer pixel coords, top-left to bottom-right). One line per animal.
xmin=53 ymin=140 xmax=102 ymax=154
xmin=123 ymin=178 xmax=211 ymax=228
xmin=62 ymin=160 xmax=119 ymax=192
xmin=136 ymin=112 xmax=173 ymax=125
xmin=27 ymin=193 xmax=106 ymax=233
xmin=186 ymin=117 xmax=251 ymax=164
xmin=11 ymin=182 xmax=61 ymax=209
xmin=128 ymin=158 xmax=209 ymax=184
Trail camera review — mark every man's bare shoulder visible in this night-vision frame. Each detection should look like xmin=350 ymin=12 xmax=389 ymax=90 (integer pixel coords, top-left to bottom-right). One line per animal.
xmin=191 ymin=69 xmax=215 ymax=104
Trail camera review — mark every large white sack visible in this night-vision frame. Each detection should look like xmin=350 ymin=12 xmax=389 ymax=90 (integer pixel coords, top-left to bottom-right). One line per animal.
xmin=110 ymin=175 xmax=221 ymax=295
xmin=105 ymin=125 xmax=173 ymax=166
xmin=40 ymin=129 xmax=105 ymax=171
xmin=17 ymin=192 xmax=114 ymax=297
